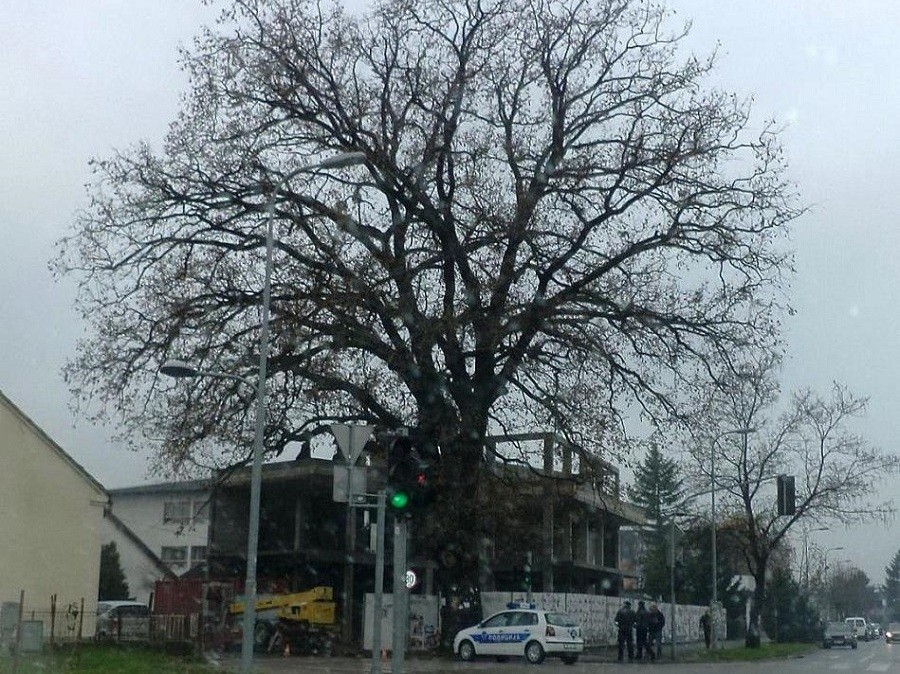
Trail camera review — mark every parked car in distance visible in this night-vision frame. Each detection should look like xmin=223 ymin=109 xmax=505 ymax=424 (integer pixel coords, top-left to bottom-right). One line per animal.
xmin=869 ymin=622 xmax=881 ymax=638
xmin=823 ymin=621 xmax=857 ymax=649
xmin=845 ymin=616 xmax=869 ymax=642
xmin=96 ymin=601 xmax=150 ymax=641
xmin=885 ymin=622 xmax=900 ymax=644
xmin=453 ymin=604 xmax=583 ymax=665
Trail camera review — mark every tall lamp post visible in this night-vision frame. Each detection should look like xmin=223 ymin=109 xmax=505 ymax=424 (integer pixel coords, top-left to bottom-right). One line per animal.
xmin=822 ymin=546 xmax=845 ymax=619
xmin=161 ymin=150 xmax=365 ymax=673
xmin=823 ymin=546 xmax=845 ymax=576
xmin=710 ymin=426 xmax=755 ymax=650
xmin=802 ymin=527 xmax=829 ymax=591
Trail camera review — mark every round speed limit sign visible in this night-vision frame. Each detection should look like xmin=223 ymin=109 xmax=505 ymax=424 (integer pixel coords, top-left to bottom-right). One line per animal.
xmin=405 ymin=570 xmax=418 ymax=589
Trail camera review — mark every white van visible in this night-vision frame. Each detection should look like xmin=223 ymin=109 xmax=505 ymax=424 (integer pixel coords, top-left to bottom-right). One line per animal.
xmin=845 ymin=617 xmax=869 ymax=642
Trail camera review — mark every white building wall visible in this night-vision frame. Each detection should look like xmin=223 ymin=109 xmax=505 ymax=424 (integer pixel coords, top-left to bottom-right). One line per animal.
xmin=109 ymin=487 xmax=209 ymax=574
xmin=99 ymin=516 xmax=171 ymax=605
xmin=0 ymin=392 xmax=108 ymax=638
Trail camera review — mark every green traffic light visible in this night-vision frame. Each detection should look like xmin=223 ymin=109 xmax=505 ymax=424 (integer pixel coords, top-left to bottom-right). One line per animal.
xmin=390 ymin=491 xmax=410 ymax=510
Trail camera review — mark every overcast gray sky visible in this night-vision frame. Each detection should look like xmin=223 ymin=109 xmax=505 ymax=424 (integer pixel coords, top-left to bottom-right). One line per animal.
xmin=1 ymin=0 xmax=897 ymax=583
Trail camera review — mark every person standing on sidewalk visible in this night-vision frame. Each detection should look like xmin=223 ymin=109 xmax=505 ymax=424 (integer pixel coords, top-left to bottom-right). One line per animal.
xmin=634 ymin=601 xmax=649 ymax=660
xmin=647 ymin=603 xmax=666 ymax=661
xmin=700 ymin=610 xmax=712 ymax=649
xmin=614 ymin=600 xmax=636 ymax=662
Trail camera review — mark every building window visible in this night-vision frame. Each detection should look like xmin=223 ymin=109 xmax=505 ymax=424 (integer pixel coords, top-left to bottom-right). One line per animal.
xmin=191 ymin=546 xmax=207 ymax=564
xmin=161 ymin=546 xmax=188 ymax=567
xmin=163 ymin=501 xmax=191 ymax=524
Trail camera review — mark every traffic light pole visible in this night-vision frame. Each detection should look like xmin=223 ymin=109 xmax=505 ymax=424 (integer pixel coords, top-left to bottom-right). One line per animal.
xmin=371 ymin=491 xmax=386 ymax=674
xmin=525 ymin=551 xmax=533 ymax=603
xmin=392 ymin=516 xmax=409 ymax=674
xmin=670 ymin=518 xmax=676 ymax=661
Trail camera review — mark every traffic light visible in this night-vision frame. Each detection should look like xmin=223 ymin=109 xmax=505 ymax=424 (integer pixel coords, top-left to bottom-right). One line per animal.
xmin=776 ymin=474 xmax=796 ymax=516
xmin=386 ymin=437 xmax=431 ymax=514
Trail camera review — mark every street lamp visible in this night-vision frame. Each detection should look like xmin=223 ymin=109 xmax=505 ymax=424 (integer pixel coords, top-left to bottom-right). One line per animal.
xmin=160 ymin=150 xmax=365 ymax=673
xmin=823 ymin=546 xmax=845 ymax=575
xmin=802 ymin=526 xmax=829 ymax=591
xmin=710 ymin=426 xmax=755 ymax=650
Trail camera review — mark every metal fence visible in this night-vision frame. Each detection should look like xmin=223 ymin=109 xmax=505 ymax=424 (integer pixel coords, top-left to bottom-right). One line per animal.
xmin=1 ymin=593 xmax=201 ymax=652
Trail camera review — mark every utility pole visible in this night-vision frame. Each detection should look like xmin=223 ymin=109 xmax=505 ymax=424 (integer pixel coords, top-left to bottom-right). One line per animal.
xmin=343 ymin=465 xmax=357 ymax=642
xmin=370 ymin=492 xmax=386 ymax=674
xmin=392 ymin=516 xmax=409 ymax=674
xmin=669 ymin=518 xmax=676 ymax=661
xmin=525 ymin=551 xmax=533 ymax=603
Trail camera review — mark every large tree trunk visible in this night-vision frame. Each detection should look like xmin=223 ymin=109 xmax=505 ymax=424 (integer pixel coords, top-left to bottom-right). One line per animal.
xmin=417 ymin=404 xmax=489 ymax=596
xmin=746 ymin=573 xmax=767 ymax=647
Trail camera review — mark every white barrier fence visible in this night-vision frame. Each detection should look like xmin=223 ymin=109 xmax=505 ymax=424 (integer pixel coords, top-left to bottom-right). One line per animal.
xmin=482 ymin=592 xmax=724 ymax=647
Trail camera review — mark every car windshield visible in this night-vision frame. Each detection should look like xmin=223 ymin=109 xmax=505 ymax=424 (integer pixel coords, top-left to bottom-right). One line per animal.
xmin=3 ymin=1 xmax=900 ymax=673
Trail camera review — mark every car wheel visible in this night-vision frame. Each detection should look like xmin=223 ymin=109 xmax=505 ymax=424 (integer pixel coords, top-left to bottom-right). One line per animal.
xmin=524 ymin=640 xmax=545 ymax=665
xmin=851 ymin=642 xmax=857 ymax=649
xmin=561 ymin=655 xmax=579 ymax=665
xmin=458 ymin=640 xmax=476 ymax=662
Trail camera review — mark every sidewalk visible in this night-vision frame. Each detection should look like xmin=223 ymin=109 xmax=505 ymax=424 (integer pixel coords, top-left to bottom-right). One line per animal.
xmin=580 ymin=637 xmax=744 ymax=663
xmin=214 ymin=639 xmax=746 ymax=671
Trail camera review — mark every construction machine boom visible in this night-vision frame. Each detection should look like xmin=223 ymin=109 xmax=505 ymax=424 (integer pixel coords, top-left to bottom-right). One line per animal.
xmin=229 ymin=585 xmax=336 ymax=626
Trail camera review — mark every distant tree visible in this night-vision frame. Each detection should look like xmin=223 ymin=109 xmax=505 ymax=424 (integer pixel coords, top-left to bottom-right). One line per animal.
xmin=628 ymin=440 xmax=686 ymax=598
xmin=627 ymin=441 xmax=685 ymax=523
xmin=57 ymin=0 xmax=801 ymax=592
xmin=885 ymin=548 xmax=900 ymax=621
xmin=762 ymin=564 xmax=819 ymax=643
xmin=828 ymin=564 xmax=877 ymax=619
xmin=678 ymin=520 xmax=747 ymax=616
xmin=98 ymin=542 xmax=129 ymax=600
xmin=685 ymin=352 xmax=899 ymax=646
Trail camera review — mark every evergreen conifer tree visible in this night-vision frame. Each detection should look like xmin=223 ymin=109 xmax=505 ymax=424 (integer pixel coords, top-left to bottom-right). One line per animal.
xmin=98 ymin=542 xmax=130 ymax=600
xmin=627 ymin=443 xmax=685 ymax=598
xmin=627 ymin=444 xmax=685 ymax=523
xmin=886 ymin=548 xmax=900 ymax=621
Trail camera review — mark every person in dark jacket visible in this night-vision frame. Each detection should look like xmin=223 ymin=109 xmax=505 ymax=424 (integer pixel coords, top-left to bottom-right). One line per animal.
xmin=635 ymin=601 xmax=649 ymax=660
xmin=700 ymin=610 xmax=712 ymax=649
xmin=647 ymin=603 xmax=666 ymax=660
xmin=614 ymin=600 xmax=637 ymax=662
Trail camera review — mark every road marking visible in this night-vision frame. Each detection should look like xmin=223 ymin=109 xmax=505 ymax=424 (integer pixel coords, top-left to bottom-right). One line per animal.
xmin=865 ymin=664 xmax=890 ymax=672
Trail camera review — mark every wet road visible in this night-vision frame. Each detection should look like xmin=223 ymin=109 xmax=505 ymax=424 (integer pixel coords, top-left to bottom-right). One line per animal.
xmin=223 ymin=637 xmax=899 ymax=673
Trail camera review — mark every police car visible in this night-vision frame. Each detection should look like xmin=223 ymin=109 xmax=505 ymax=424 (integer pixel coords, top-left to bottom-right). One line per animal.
xmin=453 ymin=604 xmax=583 ymax=664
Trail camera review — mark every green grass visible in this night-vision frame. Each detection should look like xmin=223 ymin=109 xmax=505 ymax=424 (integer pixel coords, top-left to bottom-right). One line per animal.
xmin=0 ymin=646 xmax=219 ymax=673
xmin=684 ymin=641 xmax=818 ymax=662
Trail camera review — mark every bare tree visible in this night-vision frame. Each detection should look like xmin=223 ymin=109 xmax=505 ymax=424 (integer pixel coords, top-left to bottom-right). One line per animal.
xmin=687 ymin=353 xmax=898 ymax=645
xmin=56 ymin=0 xmax=799 ymax=584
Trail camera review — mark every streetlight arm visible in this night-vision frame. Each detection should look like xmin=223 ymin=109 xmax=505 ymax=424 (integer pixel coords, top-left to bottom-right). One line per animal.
xmin=160 ymin=360 xmax=254 ymax=389
xmin=187 ymin=369 xmax=255 ymax=388
xmin=253 ymin=151 xmax=367 ymax=199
